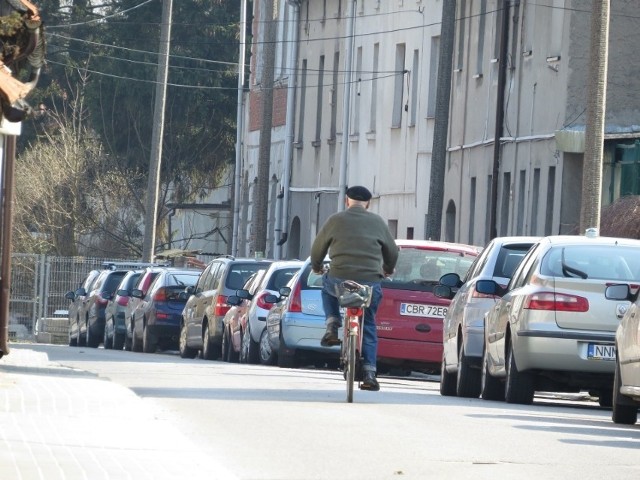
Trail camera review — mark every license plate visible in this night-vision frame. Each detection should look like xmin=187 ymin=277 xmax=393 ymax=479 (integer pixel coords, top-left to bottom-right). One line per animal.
xmin=587 ymin=343 xmax=615 ymax=361
xmin=400 ymin=303 xmax=447 ymax=319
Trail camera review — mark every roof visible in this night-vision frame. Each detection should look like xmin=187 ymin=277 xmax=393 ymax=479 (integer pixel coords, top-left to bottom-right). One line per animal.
xmin=395 ymin=239 xmax=482 ymax=255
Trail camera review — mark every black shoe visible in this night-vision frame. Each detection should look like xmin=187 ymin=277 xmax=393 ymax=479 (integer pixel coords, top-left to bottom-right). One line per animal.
xmin=320 ymin=323 xmax=341 ymax=347
xmin=360 ymin=371 xmax=380 ymax=391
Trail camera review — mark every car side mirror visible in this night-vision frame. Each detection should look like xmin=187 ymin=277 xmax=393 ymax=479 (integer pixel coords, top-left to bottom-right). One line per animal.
xmin=263 ymin=294 xmax=279 ymax=304
xmin=65 ymin=291 xmax=75 ymax=301
xmin=186 ymin=285 xmax=195 ymax=295
xmin=605 ymin=284 xmax=634 ymax=301
xmin=227 ymin=295 xmax=242 ymax=306
xmin=439 ymin=272 xmax=462 ymax=288
xmin=131 ymin=289 xmax=144 ymax=299
xmin=117 ymin=289 xmax=129 ymax=296
xmin=433 ymin=284 xmax=454 ymax=299
xmin=178 ymin=291 xmax=189 ymax=300
xmin=475 ymin=279 xmax=504 ymax=297
xmin=75 ymin=287 xmax=87 ymax=297
xmin=236 ymin=289 xmax=250 ymax=300
xmin=278 ymin=287 xmax=291 ymax=297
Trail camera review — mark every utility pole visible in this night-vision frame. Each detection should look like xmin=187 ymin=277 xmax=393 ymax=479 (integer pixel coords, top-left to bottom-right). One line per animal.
xmin=425 ymin=0 xmax=456 ymax=240
xmin=142 ymin=0 xmax=173 ymax=263
xmin=580 ymin=0 xmax=610 ymax=234
xmin=254 ymin=0 xmax=276 ymax=257
xmin=232 ymin=0 xmax=247 ymax=257
xmin=337 ymin=0 xmax=356 ymax=211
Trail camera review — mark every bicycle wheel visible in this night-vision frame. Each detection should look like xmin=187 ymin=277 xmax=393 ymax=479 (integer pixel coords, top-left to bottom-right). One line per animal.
xmin=346 ymin=333 xmax=357 ymax=403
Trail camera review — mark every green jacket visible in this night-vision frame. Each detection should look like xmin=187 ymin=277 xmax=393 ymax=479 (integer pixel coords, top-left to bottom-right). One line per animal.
xmin=311 ymin=206 xmax=399 ymax=282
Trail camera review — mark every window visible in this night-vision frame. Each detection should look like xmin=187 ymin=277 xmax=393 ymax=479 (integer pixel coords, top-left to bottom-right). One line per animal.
xmin=517 ymin=170 xmax=526 ymax=235
xmin=427 ymin=36 xmax=439 ymax=118
xmin=353 ymin=46 xmax=362 ymax=135
xmin=409 ymin=49 xmax=419 ymax=127
xmin=369 ymin=43 xmax=379 ymax=132
xmin=545 ymin=167 xmax=556 ymax=235
xmin=314 ymin=55 xmax=325 ymax=146
xmin=531 ymin=168 xmax=540 ymax=235
xmin=388 ymin=219 xmax=398 ymax=238
xmin=493 ymin=3 xmax=504 ymax=60
xmin=330 ymin=51 xmax=339 ymax=141
xmin=476 ymin=0 xmax=486 ymax=76
xmin=500 ymin=172 xmax=511 ymax=236
xmin=469 ymin=177 xmax=476 ymax=244
xmin=296 ymin=59 xmax=307 ymax=145
xmin=456 ymin=0 xmax=467 ymax=70
xmin=392 ymin=43 xmax=406 ymax=128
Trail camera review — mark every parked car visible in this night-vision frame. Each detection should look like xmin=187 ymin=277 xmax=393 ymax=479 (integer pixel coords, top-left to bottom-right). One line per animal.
xmin=604 ymin=284 xmax=640 ymax=425
xmin=66 ymin=269 xmax=101 ymax=347
xmin=123 ymin=266 xmax=166 ymax=351
xmin=237 ymin=260 xmax=303 ymax=365
xmin=180 ymin=256 xmax=273 ymax=360
xmin=265 ymin=257 xmax=339 ymax=369
xmin=375 ymin=239 xmax=480 ymax=375
xmin=67 ymin=267 xmax=129 ymax=348
xmin=130 ymin=267 xmax=202 ymax=353
xmin=436 ymin=236 xmax=539 ymax=397
xmin=104 ymin=269 xmax=144 ymax=350
xmin=477 ymin=234 xmax=640 ymax=405
xmin=221 ymin=270 xmax=269 ymax=363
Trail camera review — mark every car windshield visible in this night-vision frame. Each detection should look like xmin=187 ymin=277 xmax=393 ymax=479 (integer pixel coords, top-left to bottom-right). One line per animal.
xmin=540 ymin=245 xmax=640 ymax=281
xmin=383 ymin=247 xmax=476 ymax=291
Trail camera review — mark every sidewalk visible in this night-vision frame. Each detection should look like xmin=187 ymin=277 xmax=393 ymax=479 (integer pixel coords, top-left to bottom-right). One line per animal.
xmin=0 ymin=345 xmax=237 ymax=480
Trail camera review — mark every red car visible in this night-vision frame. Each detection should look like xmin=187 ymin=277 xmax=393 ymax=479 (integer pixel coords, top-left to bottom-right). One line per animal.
xmin=376 ymin=239 xmax=480 ymax=375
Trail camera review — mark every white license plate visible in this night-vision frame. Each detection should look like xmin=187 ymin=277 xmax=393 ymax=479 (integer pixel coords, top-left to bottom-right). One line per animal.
xmin=587 ymin=343 xmax=615 ymax=361
xmin=400 ymin=303 xmax=447 ymax=319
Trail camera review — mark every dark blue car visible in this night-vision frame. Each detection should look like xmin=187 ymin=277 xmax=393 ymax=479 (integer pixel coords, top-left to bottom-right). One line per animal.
xmin=130 ymin=267 xmax=202 ymax=353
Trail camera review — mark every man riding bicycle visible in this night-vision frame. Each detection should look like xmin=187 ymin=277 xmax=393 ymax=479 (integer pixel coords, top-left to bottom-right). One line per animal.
xmin=310 ymin=186 xmax=398 ymax=391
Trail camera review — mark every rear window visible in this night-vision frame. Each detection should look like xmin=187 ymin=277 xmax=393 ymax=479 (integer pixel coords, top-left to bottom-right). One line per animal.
xmin=165 ymin=272 xmax=200 ymax=287
xmin=104 ymin=272 xmax=127 ymax=292
xmin=267 ymin=268 xmax=300 ymax=290
xmin=540 ymin=245 xmax=639 ymax=280
xmin=225 ymin=262 xmax=271 ymax=290
xmin=493 ymin=244 xmax=534 ymax=278
xmin=383 ymin=247 xmax=477 ymax=291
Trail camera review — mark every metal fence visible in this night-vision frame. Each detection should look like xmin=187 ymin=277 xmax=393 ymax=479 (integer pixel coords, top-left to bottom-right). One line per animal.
xmin=8 ymin=253 xmax=216 ymax=339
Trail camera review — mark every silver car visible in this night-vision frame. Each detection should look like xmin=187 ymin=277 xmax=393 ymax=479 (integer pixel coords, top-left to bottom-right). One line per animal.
xmin=437 ymin=236 xmax=539 ymax=398
xmin=604 ymin=284 xmax=640 ymax=425
xmin=477 ymin=234 xmax=640 ymax=405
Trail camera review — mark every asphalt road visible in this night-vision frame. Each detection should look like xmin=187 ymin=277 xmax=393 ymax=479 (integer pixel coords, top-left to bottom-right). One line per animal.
xmin=7 ymin=343 xmax=640 ymax=480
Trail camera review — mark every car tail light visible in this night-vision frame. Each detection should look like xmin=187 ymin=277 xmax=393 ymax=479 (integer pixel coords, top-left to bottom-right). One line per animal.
xmin=287 ymin=281 xmax=303 ymax=313
xmin=116 ymin=295 xmax=129 ymax=307
xmin=524 ymin=292 xmax=589 ymax=312
xmin=214 ymin=295 xmax=230 ymax=316
xmin=153 ymin=288 xmax=167 ymax=302
xmin=256 ymin=292 xmax=272 ymax=310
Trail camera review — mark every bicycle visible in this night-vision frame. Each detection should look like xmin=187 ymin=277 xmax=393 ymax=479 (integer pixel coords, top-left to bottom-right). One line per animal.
xmin=337 ymin=280 xmax=373 ymax=403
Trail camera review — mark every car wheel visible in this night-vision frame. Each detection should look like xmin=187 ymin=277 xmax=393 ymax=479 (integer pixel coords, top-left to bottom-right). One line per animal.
xmin=124 ymin=320 xmax=133 ymax=351
xmin=179 ymin=321 xmax=198 ymax=359
xmin=259 ymin=329 xmax=277 ymax=366
xmin=612 ymin=356 xmax=638 ymax=425
xmin=202 ymin=322 xmax=219 ymax=360
xmin=103 ymin=318 xmax=113 ymax=350
xmin=504 ymin=340 xmax=534 ymax=405
xmin=277 ymin=331 xmax=297 ymax=368
xmin=131 ymin=318 xmax=143 ymax=352
xmin=241 ymin=323 xmax=259 ymax=364
xmin=113 ymin=330 xmax=125 ymax=350
xmin=142 ymin=323 xmax=157 ymax=353
xmin=86 ymin=321 xmax=100 ymax=348
xmin=78 ymin=320 xmax=87 ymax=347
xmin=222 ymin=326 xmax=238 ymax=363
xmin=480 ymin=348 xmax=504 ymax=401
xmin=439 ymin=353 xmax=457 ymax=397
xmin=456 ymin=340 xmax=481 ymax=398
xmin=68 ymin=320 xmax=77 ymax=347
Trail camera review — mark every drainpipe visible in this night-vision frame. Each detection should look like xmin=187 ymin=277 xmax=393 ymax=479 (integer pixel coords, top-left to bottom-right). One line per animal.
xmin=276 ymin=0 xmax=301 ymax=260
xmin=489 ymin=0 xmax=510 ymax=240
xmin=337 ymin=0 xmax=356 ymax=211
xmin=232 ymin=0 xmax=248 ymax=257
xmin=0 ymin=135 xmax=16 ymax=357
